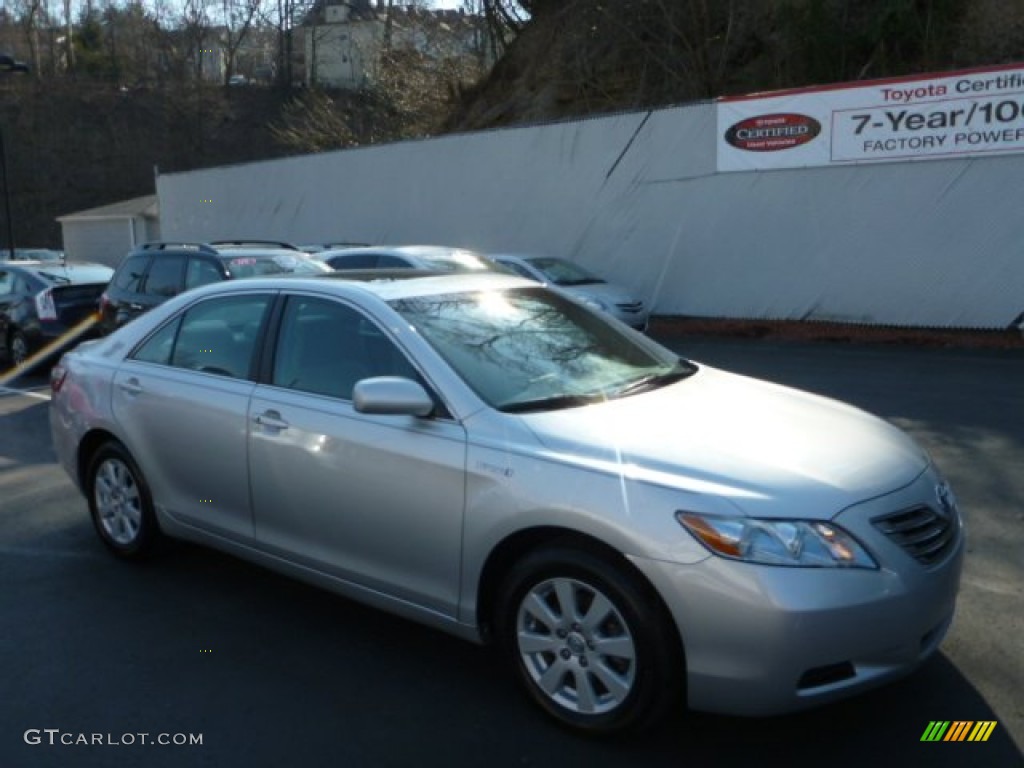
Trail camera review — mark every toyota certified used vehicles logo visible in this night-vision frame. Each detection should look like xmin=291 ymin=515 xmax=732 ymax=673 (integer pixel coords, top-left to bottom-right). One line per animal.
xmin=724 ymin=113 xmax=821 ymax=152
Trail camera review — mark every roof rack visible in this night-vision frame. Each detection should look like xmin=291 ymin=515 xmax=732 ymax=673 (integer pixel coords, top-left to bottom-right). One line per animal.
xmin=138 ymin=242 xmax=219 ymax=254
xmin=210 ymin=239 xmax=300 ymax=251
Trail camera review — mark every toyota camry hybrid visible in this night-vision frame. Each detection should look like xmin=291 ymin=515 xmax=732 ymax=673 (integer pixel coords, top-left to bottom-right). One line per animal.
xmin=49 ymin=272 xmax=963 ymax=734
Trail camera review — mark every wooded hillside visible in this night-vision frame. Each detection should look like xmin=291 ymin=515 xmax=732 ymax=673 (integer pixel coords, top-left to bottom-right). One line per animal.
xmin=3 ymin=0 xmax=1024 ymax=247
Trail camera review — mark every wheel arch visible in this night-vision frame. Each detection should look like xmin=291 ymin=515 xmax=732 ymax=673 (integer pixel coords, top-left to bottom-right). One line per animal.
xmin=77 ymin=428 xmax=122 ymax=491
xmin=475 ymin=526 xmax=684 ymax=656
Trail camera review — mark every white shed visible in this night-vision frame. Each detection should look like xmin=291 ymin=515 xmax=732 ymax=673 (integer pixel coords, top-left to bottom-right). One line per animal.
xmin=57 ymin=195 xmax=160 ymax=268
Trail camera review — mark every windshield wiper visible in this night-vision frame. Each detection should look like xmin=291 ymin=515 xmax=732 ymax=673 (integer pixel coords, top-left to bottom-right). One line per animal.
xmin=498 ymin=393 xmax=606 ymax=413
xmin=609 ymin=363 xmax=697 ymax=399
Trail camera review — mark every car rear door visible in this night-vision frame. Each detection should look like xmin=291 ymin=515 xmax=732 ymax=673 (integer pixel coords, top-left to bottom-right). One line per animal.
xmin=111 ymin=292 xmax=273 ymax=541
xmin=247 ymin=293 xmax=467 ymax=617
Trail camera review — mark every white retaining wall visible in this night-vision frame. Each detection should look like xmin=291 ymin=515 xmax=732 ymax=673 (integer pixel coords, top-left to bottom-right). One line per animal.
xmin=157 ymin=102 xmax=1024 ymax=329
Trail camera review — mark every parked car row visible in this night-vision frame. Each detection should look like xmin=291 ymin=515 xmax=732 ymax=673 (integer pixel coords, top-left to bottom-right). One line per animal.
xmin=2 ymin=239 xmax=648 ymax=371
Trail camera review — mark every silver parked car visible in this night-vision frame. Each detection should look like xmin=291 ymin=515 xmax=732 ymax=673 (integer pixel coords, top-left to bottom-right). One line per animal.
xmin=491 ymin=254 xmax=650 ymax=330
xmin=49 ymin=273 xmax=963 ymax=734
xmin=312 ymin=244 xmax=503 ymax=273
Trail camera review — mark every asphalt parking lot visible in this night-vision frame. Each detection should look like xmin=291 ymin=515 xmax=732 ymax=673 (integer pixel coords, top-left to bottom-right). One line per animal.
xmin=1 ymin=337 xmax=1022 ymax=768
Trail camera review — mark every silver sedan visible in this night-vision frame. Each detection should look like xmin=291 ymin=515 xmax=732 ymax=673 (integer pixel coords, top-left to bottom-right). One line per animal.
xmin=49 ymin=273 xmax=963 ymax=734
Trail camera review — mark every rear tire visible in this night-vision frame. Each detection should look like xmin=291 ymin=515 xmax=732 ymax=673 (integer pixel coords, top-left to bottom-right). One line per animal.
xmin=86 ymin=441 xmax=161 ymax=559
xmin=496 ymin=545 xmax=683 ymax=734
xmin=10 ymin=330 xmax=30 ymax=368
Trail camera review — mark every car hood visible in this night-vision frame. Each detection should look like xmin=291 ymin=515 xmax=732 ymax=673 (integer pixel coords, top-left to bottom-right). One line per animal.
xmin=517 ymin=365 xmax=927 ymax=519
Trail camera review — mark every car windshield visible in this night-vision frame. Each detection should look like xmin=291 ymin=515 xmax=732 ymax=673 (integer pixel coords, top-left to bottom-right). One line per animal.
xmin=525 ymin=257 xmax=604 ymax=286
xmin=390 ymin=286 xmax=694 ymax=412
xmin=35 ymin=265 xmax=114 ymax=284
xmin=14 ymin=249 xmax=63 ymax=262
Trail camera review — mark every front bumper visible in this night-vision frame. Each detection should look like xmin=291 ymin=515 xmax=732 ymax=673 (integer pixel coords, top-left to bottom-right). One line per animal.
xmin=631 ymin=469 xmax=964 ymax=716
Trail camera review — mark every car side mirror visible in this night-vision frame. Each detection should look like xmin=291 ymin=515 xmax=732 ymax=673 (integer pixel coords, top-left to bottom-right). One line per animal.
xmin=353 ymin=377 xmax=435 ymax=417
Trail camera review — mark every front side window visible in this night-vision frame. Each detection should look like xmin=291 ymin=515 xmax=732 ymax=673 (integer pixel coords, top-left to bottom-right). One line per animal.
xmin=0 ymin=270 xmax=12 ymax=296
xmin=391 ymin=287 xmax=693 ymax=412
xmin=143 ymin=255 xmax=186 ymax=297
xmin=131 ymin=294 xmax=271 ymax=379
xmin=273 ymin=295 xmax=419 ymax=400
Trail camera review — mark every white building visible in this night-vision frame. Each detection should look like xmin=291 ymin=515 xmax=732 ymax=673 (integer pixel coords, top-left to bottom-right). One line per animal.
xmin=58 ymin=195 xmax=160 ymax=268
xmin=304 ymin=1 xmax=491 ymax=89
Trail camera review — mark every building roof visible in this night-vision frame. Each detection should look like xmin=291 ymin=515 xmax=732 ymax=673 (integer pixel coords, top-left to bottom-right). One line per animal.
xmin=57 ymin=194 xmax=159 ymax=223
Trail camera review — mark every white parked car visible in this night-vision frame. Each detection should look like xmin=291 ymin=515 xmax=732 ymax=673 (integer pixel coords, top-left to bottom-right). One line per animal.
xmin=491 ymin=254 xmax=650 ymax=330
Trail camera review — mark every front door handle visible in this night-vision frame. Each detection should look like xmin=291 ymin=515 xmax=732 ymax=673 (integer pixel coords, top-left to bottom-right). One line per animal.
xmin=253 ymin=410 xmax=289 ymax=430
xmin=119 ymin=377 xmax=142 ymax=395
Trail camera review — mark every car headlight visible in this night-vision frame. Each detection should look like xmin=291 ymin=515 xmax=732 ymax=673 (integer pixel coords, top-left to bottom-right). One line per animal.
xmin=676 ymin=512 xmax=877 ymax=568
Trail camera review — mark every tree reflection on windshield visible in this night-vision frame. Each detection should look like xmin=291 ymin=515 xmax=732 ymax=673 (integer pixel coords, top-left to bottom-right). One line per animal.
xmin=391 ymin=287 xmax=686 ymax=411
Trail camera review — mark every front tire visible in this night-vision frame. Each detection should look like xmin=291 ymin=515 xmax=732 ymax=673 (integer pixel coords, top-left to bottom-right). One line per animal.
xmin=87 ymin=442 xmax=160 ymax=559
xmin=496 ymin=546 xmax=683 ymax=734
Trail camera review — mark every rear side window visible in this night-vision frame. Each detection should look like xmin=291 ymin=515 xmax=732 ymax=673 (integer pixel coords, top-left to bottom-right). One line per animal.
xmin=113 ymin=254 xmax=150 ymax=292
xmin=186 ymin=257 xmax=224 ymax=289
xmin=143 ymin=255 xmax=185 ymax=297
xmin=327 ymin=253 xmax=379 ymax=269
xmin=170 ymin=295 xmax=272 ymax=379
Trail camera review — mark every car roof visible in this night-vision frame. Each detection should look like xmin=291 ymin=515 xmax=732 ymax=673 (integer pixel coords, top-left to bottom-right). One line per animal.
xmin=215 ymin=247 xmax=308 ymax=260
xmin=0 ymin=260 xmax=113 ymax=282
xmin=316 ymin=244 xmax=484 ymax=260
xmin=173 ymin=271 xmax=536 ymax=303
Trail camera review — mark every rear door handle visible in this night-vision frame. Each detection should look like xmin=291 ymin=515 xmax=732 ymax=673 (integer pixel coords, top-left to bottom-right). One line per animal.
xmin=119 ymin=377 xmax=142 ymax=395
xmin=253 ymin=411 xmax=289 ymax=430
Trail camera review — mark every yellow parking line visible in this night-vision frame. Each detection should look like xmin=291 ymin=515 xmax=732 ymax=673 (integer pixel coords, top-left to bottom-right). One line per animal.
xmin=0 ymin=312 xmax=99 ymax=388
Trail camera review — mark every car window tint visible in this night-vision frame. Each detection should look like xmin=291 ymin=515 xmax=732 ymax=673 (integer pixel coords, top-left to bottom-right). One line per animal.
xmin=0 ymin=270 xmax=11 ymax=295
xmin=375 ymin=255 xmax=409 ymax=269
xmin=169 ymin=294 xmax=271 ymax=379
xmin=327 ymin=253 xmax=378 ymax=270
xmin=143 ymin=255 xmax=185 ymax=297
xmin=185 ymin=257 xmax=224 ymax=289
xmin=113 ymin=254 xmax=150 ymax=292
xmin=131 ymin=317 xmax=182 ymax=365
xmin=273 ymin=296 xmax=419 ymax=400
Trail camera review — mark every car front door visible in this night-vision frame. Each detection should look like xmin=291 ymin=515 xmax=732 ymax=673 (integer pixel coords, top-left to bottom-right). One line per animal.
xmin=247 ymin=293 xmax=467 ymax=617
xmin=111 ymin=292 xmax=273 ymax=541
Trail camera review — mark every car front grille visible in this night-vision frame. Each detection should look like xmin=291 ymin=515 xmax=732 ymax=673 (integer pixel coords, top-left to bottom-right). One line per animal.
xmin=872 ymin=505 xmax=957 ymax=566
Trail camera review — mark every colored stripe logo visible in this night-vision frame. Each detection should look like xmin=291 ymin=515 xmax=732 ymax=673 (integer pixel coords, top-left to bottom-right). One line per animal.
xmin=921 ymin=721 xmax=997 ymax=742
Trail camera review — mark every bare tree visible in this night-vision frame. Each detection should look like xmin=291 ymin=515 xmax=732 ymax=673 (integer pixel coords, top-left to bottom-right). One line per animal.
xmin=220 ymin=0 xmax=262 ymax=84
xmin=14 ymin=0 xmax=45 ymax=76
xmin=181 ymin=0 xmax=215 ymax=82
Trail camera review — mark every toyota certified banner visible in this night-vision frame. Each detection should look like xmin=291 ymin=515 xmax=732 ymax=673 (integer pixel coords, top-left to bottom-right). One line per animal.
xmin=716 ymin=63 xmax=1024 ymax=171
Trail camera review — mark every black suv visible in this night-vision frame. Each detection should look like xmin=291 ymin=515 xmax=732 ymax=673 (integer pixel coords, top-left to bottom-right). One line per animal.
xmin=99 ymin=241 xmax=330 ymax=334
